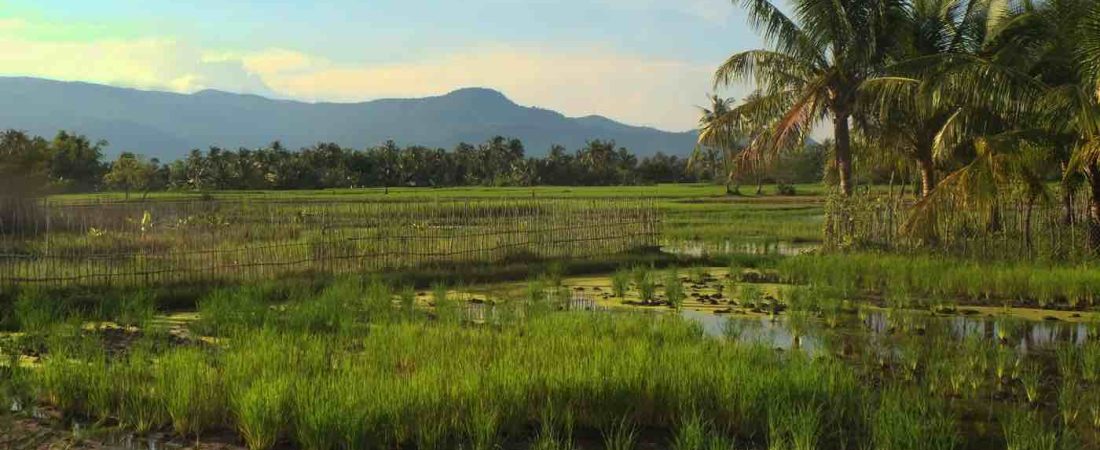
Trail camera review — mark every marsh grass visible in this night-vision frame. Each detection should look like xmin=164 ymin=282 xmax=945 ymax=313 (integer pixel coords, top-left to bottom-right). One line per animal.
xmin=872 ymin=387 xmax=957 ymax=450
xmin=632 ymin=267 xmax=655 ymax=304
xmin=780 ymin=253 xmax=1100 ymax=309
xmin=431 ymin=281 xmax=462 ymax=324
xmin=602 ymin=416 xmax=638 ymax=450
xmin=195 ymin=287 xmax=271 ymax=336
xmin=113 ymin=290 xmax=156 ymax=328
xmin=1019 ymin=362 xmax=1043 ymax=404
xmin=664 ymin=269 xmax=685 ymax=309
xmin=13 ymin=272 xmax=1100 ymax=450
xmin=611 ymin=269 xmax=630 ymax=300
xmin=1001 ymin=409 xmax=1068 ymax=450
xmin=14 ymin=287 xmax=65 ymax=333
xmin=232 ymin=375 xmax=290 ymax=450
xmin=768 ymin=407 xmax=820 ymax=450
xmin=156 ymin=347 xmax=224 ymax=437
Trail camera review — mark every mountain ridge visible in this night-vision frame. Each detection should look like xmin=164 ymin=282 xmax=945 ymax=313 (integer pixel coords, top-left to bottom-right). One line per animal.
xmin=0 ymin=77 xmax=698 ymax=159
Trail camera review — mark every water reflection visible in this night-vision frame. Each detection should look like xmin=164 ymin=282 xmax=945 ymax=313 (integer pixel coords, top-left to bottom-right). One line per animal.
xmin=683 ymin=308 xmax=1091 ymax=355
xmin=681 ymin=309 xmax=821 ymax=354
xmin=662 ymin=239 xmax=817 ymax=257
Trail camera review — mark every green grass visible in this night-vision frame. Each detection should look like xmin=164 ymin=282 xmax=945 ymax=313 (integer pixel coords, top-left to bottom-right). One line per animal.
xmin=779 ymin=252 xmax=1100 ymax=309
xmin=5 ymin=274 xmax=1100 ymax=449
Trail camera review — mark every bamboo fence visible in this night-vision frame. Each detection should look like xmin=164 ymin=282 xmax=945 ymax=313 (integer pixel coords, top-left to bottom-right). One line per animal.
xmin=828 ymin=193 xmax=1094 ymax=260
xmin=0 ymin=197 xmax=660 ymax=288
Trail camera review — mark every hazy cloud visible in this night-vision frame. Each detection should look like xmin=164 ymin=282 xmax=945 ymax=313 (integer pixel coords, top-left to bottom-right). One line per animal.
xmin=0 ymin=19 xmax=738 ymax=131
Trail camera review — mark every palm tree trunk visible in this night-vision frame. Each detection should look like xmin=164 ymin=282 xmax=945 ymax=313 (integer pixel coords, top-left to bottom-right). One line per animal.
xmin=1061 ymin=163 xmax=1075 ymax=226
xmin=918 ymin=156 xmax=935 ymax=198
xmin=834 ymin=112 xmax=853 ymax=196
xmin=1025 ymin=195 xmax=1035 ymax=256
xmin=1089 ymin=172 xmax=1100 ymax=254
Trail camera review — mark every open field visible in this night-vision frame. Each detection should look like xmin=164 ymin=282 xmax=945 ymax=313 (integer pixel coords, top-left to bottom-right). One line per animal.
xmin=48 ymin=183 xmax=830 ymax=247
xmin=3 ymin=184 xmax=1100 ymax=450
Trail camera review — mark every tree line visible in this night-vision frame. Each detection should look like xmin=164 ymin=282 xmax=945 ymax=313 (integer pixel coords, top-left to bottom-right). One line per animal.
xmin=698 ymin=0 xmax=1100 ymax=250
xmin=1 ymin=130 xmax=825 ymax=198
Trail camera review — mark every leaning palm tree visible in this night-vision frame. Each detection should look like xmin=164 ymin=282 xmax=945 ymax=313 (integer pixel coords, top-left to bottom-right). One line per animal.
xmin=714 ymin=0 xmax=903 ymax=196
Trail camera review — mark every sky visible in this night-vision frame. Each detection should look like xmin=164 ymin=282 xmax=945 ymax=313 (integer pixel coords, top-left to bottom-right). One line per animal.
xmin=0 ymin=0 xmax=764 ymax=132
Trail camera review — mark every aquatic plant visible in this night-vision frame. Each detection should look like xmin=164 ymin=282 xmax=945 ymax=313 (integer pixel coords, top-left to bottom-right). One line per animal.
xmin=768 ymin=407 xmax=820 ymax=450
xmin=671 ymin=412 xmax=708 ymax=450
xmin=113 ymin=290 xmax=157 ymax=328
xmin=1082 ymin=341 xmax=1100 ymax=384
xmin=687 ymin=266 xmax=707 ymax=284
xmin=232 ymin=375 xmax=290 ymax=450
xmin=611 ymin=269 xmax=630 ymax=300
xmin=631 ymin=266 xmax=655 ymax=304
xmin=156 ymin=347 xmax=225 ymax=437
xmin=664 ymin=269 xmax=685 ymax=309
xmin=433 ymin=282 xmax=461 ymax=324
xmin=195 ymin=287 xmax=270 ymax=336
xmin=1001 ymin=409 xmax=1062 ymax=450
xmin=601 ymin=416 xmax=638 ymax=450
xmin=14 ymin=287 xmax=64 ymax=334
xmin=872 ymin=387 xmax=958 ymax=450
xmin=1018 ymin=362 xmax=1043 ymax=404
xmin=1058 ymin=380 xmax=1081 ymax=427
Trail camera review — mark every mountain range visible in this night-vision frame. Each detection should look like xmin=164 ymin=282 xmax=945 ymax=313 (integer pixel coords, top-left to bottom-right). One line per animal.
xmin=0 ymin=77 xmax=698 ymax=160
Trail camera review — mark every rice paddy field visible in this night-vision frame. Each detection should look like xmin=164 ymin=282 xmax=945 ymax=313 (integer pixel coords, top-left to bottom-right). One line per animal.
xmin=3 ymin=184 xmax=1100 ymax=450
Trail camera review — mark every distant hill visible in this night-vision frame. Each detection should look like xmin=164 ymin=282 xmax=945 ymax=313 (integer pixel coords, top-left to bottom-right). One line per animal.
xmin=0 ymin=77 xmax=698 ymax=160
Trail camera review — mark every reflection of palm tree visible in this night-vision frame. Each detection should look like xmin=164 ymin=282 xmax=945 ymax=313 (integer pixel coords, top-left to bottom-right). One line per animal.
xmin=714 ymin=0 xmax=900 ymax=196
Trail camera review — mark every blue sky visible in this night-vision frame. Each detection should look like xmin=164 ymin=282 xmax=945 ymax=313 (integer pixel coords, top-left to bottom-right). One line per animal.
xmin=0 ymin=0 xmax=764 ymax=131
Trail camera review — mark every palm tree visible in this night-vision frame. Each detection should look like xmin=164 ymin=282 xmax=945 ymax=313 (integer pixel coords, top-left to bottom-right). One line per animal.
xmin=859 ymin=0 xmax=1011 ymax=198
xmin=693 ymin=94 xmax=744 ymax=194
xmin=982 ymin=0 xmax=1100 ymax=251
xmin=714 ymin=0 xmax=903 ymax=196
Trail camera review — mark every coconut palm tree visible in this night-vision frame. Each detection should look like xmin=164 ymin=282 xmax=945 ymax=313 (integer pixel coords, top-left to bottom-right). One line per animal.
xmin=693 ymin=94 xmax=745 ymax=194
xmin=859 ymin=0 xmax=1014 ymax=198
xmin=714 ymin=0 xmax=904 ymax=196
xmin=986 ymin=0 xmax=1100 ymax=251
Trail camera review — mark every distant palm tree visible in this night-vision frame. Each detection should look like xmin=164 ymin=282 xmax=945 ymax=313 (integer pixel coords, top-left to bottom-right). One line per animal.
xmin=714 ymin=0 xmax=902 ymax=196
xmin=693 ymin=94 xmax=744 ymax=194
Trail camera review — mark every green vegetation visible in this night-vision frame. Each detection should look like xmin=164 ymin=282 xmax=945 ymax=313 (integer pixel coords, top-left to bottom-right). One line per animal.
xmin=6 ymin=2 xmax=1100 ymax=449
xmin=3 ymin=268 xmax=1098 ymax=449
xmin=780 ymin=253 xmax=1100 ymax=309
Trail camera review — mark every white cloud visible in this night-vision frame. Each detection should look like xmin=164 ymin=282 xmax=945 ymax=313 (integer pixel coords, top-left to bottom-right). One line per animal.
xmin=0 ymin=20 xmax=736 ymax=131
xmin=240 ymin=45 xmax=720 ymax=130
